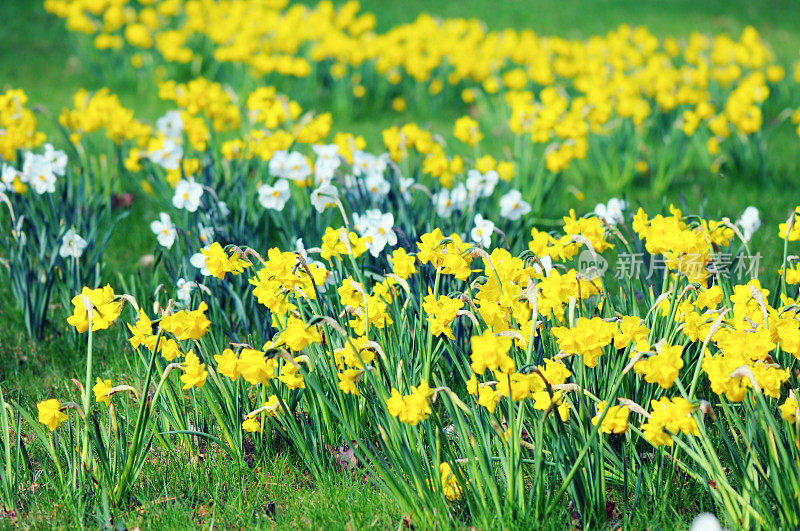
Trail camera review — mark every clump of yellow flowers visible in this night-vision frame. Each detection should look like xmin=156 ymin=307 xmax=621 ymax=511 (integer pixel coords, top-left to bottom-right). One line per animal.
xmin=0 ymin=89 xmax=45 ymax=161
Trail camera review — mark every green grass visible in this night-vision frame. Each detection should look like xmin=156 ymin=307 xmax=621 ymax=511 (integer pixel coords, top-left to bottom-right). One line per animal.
xmin=2 ymin=0 xmax=800 ymax=528
xmin=1 ymin=449 xmax=400 ymax=529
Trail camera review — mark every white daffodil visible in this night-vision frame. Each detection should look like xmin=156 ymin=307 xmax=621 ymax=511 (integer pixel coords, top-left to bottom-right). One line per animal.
xmin=172 ymin=179 xmax=204 ymax=212
xmin=150 ymin=212 xmax=177 ymax=249
xmin=689 ymin=513 xmax=724 ymax=531
xmin=149 ymin=138 xmax=183 ymax=171
xmin=313 ymin=144 xmax=341 ymax=183
xmin=1 ymin=163 xmax=18 ymax=192
xmin=499 ymin=189 xmax=532 ymax=220
xmin=310 ymin=181 xmax=339 ymax=213
xmin=190 ymin=247 xmax=211 ymax=276
xmin=434 ymin=189 xmax=454 ymax=217
xmin=258 ymin=179 xmax=291 ymax=211
xmin=23 ymin=153 xmax=57 ymax=194
xmin=358 ymin=209 xmax=397 ymax=257
xmin=364 ymin=173 xmax=390 ymax=200
xmin=268 ymin=150 xmax=290 ymax=179
xmin=176 ymin=278 xmax=195 ymax=306
xmin=399 ymin=177 xmax=415 ymax=202
xmin=59 ymin=228 xmax=88 ymax=259
xmin=352 ymin=150 xmax=386 ymax=179
xmin=156 ymin=110 xmax=184 ymax=139
xmin=198 ymin=224 xmax=215 ymax=246
xmin=451 ymin=183 xmax=469 ymax=211
xmin=352 ymin=211 xmax=369 ymax=235
xmin=470 ymin=214 xmax=494 ymax=247
xmin=466 ymin=169 xmax=499 ymax=198
xmin=736 ymin=206 xmax=761 ymax=242
xmin=284 ymin=151 xmax=312 ymax=184
xmin=42 ymin=144 xmax=68 ymax=176
xmin=594 ymin=198 xmax=627 ymax=226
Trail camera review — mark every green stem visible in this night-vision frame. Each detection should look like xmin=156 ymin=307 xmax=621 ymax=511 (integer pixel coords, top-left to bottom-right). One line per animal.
xmin=112 ymin=330 xmax=162 ymax=505
xmin=424 ymin=266 xmax=442 ymax=381
xmin=81 ymin=323 xmax=94 ymax=468
xmin=544 ymin=363 xmax=626 ymax=517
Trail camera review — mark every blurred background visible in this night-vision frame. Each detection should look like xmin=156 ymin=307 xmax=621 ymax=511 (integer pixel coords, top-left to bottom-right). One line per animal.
xmin=4 ymin=0 xmax=800 ymax=131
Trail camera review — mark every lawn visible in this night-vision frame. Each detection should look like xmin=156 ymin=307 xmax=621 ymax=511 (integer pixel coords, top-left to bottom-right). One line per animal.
xmin=1 ymin=0 xmax=800 ymax=528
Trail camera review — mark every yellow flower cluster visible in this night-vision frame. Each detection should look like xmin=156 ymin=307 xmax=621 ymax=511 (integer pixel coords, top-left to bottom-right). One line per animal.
xmin=66 ymin=284 xmax=123 ymax=333
xmin=200 ymin=242 xmax=251 ymax=279
xmin=387 ymin=380 xmax=434 ymax=426
xmin=0 ymin=89 xmax=45 ymax=161
xmin=38 ymin=201 xmax=800 ymax=488
xmin=159 ymin=78 xmax=240 ymax=136
xmin=632 ymin=205 xmax=734 ymax=283
xmin=46 ymin=0 xmax=797 ymax=180
xmin=641 ymin=397 xmax=698 ymax=447
xmin=59 ymin=88 xmax=152 ymax=146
